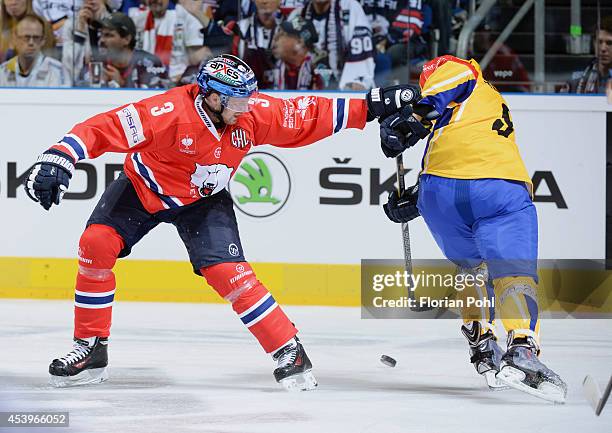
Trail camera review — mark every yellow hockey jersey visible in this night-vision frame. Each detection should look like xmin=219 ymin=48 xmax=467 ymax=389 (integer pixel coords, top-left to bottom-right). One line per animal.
xmin=418 ymin=55 xmax=531 ymax=189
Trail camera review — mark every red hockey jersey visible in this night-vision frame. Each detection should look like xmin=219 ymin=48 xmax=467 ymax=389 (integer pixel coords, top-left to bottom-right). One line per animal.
xmin=51 ymin=84 xmax=368 ymax=213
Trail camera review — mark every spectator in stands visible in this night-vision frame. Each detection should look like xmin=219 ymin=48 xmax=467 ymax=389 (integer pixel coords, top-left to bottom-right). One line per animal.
xmin=0 ymin=14 xmax=71 ymax=86
xmin=128 ymin=0 xmax=209 ymax=83
xmin=472 ymin=24 xmax=530 ymax=92
xmin=32 ymin=0 xmax=122 ymax=57
xmin=1 ymin=0 xmax=35 ymax=62
xmin=279 ymin=0 xmax=304 ymax=16
xmin=385 ymin=0 xmax=428 ymax=69
xmin=425 ymin=0 xmax=451 ymax=56
xmin=293 ymin=0 xmax=375 ymax=90
xmin=234 ymin=0 xmax=283 ymax=89
xmin=563 ymin=15 xmax=612 ymax=94
xmin=97 ymin=12 xmax=168 ymax=87
xmin=61 ymin=0 xmax=110 ymax=83
xmin=271 ymin=15 xmax=322 ymax=89
xmin=359 ymin=0 xmax=426 ymax=84
xmin=179 ymin=0 xmax=213 ymax=28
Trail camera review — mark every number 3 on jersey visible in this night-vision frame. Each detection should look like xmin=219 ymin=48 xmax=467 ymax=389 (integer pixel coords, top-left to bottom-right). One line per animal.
xmin=492 ymin=103 xmax=514 ymax=138
xmin=151 ymin=102 xmax=174 ymax=117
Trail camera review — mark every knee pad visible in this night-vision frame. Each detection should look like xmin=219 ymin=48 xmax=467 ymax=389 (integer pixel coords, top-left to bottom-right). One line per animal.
xmin=78 ymin=224 xmax=124 ymax=279
xmin=200 ymin=262 xmax=259 ymax=302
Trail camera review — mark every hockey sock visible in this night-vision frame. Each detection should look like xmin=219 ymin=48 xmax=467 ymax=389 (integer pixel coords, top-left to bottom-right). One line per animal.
xmin=74 ymin=224 xmax=124 ymax=338
xmin=201 ymin=262 xmax=298 ymax=353
xmin=457 ymin=264 xmax=496 ymax=332
xmin=493 ymin=276 xmax=541 ymax=342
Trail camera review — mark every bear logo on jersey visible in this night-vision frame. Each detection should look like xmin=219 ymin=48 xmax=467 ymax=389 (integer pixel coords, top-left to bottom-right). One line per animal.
xmin=190 ymin=163 xmax=233 ymax=197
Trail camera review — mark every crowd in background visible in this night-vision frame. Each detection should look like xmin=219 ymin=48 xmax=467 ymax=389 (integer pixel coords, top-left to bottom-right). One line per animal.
xmin=0 ymin=0 xmax=610 ymax=93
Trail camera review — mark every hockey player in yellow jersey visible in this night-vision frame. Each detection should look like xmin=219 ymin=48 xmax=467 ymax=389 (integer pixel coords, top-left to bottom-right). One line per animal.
xmin=375 ymin=55 xmax=567 ymax=403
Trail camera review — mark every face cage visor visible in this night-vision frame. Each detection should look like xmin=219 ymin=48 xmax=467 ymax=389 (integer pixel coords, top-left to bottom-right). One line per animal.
xmin=220 ymin=92 xmax=260 ymax=113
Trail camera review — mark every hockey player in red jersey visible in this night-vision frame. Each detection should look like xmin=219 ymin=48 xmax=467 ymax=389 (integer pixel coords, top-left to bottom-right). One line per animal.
xmin=24 ymin=54 xmax=419 ymax=390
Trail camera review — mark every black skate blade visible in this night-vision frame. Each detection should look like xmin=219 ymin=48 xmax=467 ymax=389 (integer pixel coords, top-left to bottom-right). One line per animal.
xmin=49 ymin=367 xmax=109 ymax=388
xmin=279 ymin=370 xmax=318 ymax=392
xmin=497 ymin=365 xmax=566 ymax=404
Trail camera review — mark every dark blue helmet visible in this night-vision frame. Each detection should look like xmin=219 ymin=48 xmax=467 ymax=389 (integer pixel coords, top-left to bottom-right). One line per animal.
xmin=197 ymin=54 xmax=258 ymax=99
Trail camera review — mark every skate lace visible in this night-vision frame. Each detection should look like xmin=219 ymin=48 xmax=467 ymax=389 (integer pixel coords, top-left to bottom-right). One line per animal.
xmin=59 ymin=341 xmax=92 ymax=365
xmin=276 ymin=346 xmax=297 ymax=368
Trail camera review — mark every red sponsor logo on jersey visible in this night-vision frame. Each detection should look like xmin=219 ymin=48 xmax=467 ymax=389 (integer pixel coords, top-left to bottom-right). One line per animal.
xmin=179 ymin=134 xmax=196 ymax=155
xmin=231 ymin=128 xmax=252 ymax=149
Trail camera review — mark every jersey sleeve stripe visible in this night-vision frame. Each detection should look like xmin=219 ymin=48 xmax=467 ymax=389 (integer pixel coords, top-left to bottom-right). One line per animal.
xmin=420 ymin=80 xmax=476 ymax=114
xmin=52 ymin=143 xmax=80 ymax=162
xmin=65 ymin=133 xmax=89 ymax=159
xmin=422 ymin=69 xmax=473 ymax=95
xmin=341 ymin=99 xmax=349 ymax=131
xmin=333 ymin=98 xmax=346 ymax=134
xmin=60 ymin=135 xmax=88 ymax=160
xmin=453 ymin=83 xmax=477 ymax=122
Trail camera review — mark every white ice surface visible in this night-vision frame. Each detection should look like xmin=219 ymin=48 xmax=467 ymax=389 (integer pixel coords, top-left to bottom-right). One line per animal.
xmin=0 ymin=300 xmax=611 ymax=433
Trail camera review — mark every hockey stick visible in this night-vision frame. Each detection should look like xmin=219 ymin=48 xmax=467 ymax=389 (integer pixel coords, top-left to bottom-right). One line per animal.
xmin=395 ymin=153 xmax=432 ymax=312
xmin=583 ymin=374 xmax=612 ymax=415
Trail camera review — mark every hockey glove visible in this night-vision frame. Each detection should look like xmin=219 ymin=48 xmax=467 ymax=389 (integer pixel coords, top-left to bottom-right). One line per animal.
xmin=379 ymin=105 xmax=432 ymax=158
xmin=366 ymin=84 xmax=421 ymax=121
xmin=383 ymin=182 xmax=420 ymax=223
xmin=24 ymin=149 xmax=75 ymax=211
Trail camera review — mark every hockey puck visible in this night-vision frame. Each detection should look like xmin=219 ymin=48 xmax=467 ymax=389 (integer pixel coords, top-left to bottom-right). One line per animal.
xmin=380 ymin=355 xmax=397 ymax=367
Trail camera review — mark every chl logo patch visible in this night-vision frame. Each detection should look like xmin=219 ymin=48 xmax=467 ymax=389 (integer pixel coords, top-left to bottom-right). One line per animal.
xmin=179 ymin=133 xmax=196 ymax=155
xmin=231 ymin=128 xmax=252 ymax=149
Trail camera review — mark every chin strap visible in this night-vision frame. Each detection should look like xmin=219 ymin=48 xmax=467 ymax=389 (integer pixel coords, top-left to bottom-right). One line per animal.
xmin=202 ymin=94 xmax=226 ymax=128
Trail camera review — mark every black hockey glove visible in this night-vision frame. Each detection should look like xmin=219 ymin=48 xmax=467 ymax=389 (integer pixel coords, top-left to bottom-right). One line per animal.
xmin=379 ymin=105 xmax=432 ymax=158
xmin=383 ymin=183 xmax=420 ymax=223
xmin=366 ymin=84 xmax=421 ymax=121
xmin=24 ymin=149 xmax=75 ymax=211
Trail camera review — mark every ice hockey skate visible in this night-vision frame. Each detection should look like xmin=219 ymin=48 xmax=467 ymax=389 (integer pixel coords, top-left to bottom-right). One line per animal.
xmin=461 ymin=321 xmax=508 ymax=390
xmin=49 ymin=337 xmax=109 ymax=387
xmin=273 ymin=338 xmax=317 ymax=391
xmin=496 ymin=333 xmax=567 ymax=403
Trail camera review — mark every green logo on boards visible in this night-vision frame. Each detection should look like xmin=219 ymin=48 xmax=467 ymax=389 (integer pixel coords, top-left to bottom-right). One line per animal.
xmin=233 ymin=158 xmax=281 ymax=205
xmin=230 ymin=152 xmax=291 ymax=218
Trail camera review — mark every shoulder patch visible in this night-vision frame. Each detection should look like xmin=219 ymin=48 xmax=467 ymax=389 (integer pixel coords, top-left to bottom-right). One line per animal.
xmin=116 ymin=104 xmax=146 ymax=147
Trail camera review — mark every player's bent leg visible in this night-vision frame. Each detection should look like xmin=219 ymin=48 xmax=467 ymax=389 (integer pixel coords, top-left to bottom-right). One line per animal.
xmin=201 ymin=262 xmax=317 ymax=391
xmin=49 ymin=224 xmax=124 ymax=388
xmin=493 ymin=276 xmax=567 ymax=403
xmin=457 ymin=263 xmax=506 ymax=390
